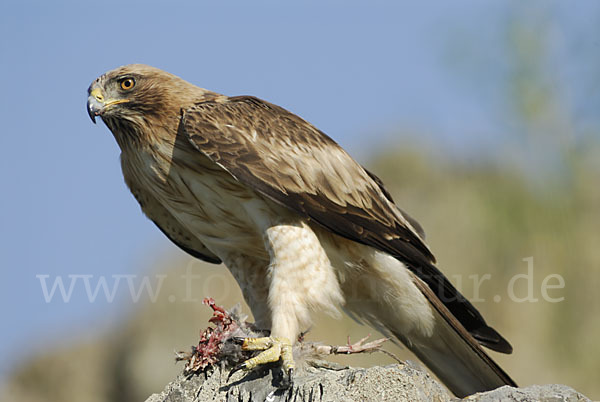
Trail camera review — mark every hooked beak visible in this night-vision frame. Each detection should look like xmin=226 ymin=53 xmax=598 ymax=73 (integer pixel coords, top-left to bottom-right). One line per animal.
xmin=87 ymin=87 xmax=130 ymax=123
xmin=87 ymin=88 xmax=103 ymax=123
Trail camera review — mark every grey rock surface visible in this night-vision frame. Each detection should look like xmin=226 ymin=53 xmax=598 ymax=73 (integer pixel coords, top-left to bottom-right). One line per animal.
xmin=145 ymin=364 xmax=450 ymax=402
xmin=144 ymin=364 xmax=591 ymax=402
xmin=464 ymin=383 xmax=591 ymax=402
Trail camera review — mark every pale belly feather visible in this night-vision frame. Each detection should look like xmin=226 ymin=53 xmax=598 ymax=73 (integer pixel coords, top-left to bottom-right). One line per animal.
xmin=123 ymin=144 xmax=274 ymax=261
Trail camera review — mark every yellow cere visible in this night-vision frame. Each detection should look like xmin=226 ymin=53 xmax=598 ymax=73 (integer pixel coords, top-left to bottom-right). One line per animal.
xmin=90 ymin=87 xmax=104 ymax=101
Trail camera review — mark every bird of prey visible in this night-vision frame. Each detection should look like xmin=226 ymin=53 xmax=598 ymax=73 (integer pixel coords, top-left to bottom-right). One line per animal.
xmin=87 ymin=64 xmax=516 ymax=397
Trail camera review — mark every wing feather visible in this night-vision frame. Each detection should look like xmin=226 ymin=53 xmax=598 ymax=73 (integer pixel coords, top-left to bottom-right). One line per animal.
xmin=180 ymin=95 xmax=511 ymax=353
xmin=182 ymin=96 xmax=432 ymax=263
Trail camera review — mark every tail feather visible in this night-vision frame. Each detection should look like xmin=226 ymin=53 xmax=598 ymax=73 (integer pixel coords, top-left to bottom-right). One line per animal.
xmin=338 ymin=247 xmax=516 ymax=397
xmin=404 ymin=273 xmax=517 ymax=397
xmin=471 ymin=324 xmax=513 ymax=354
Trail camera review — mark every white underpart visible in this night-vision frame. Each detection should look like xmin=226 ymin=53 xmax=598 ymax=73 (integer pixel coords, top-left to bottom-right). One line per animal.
xmin=366 ymin=251 xmax=436 ymax=338
xmin=323 ymin=237 xmax=436 ymax=342
xmin=264 ymin=222 xmax=343 ymax=341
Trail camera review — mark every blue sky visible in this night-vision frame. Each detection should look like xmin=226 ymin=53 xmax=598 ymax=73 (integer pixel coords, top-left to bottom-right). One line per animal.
xmin=0 ymin=0 xmax=597 ymax=380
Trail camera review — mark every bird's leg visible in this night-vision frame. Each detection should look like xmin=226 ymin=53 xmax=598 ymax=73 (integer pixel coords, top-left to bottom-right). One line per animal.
xmin=228 ymin=222 xmax=334 ymax=383
xmin=227 ymin=220 xmax=343 ymax=385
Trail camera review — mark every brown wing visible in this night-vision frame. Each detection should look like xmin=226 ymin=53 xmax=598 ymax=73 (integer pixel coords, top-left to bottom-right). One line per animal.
xmin=182 ymin=96 xmax=432 ymax=265
xmin=181 ymin=96 xmax=511 ymax=353
xmin=363 ymin=167 xmax=427 ymax=240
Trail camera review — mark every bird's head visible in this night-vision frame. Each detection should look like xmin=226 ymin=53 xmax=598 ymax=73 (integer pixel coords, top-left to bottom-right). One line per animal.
xmin=87 ymin=64 xmax=216 ymax=148
xmin=87 ymin=64 xmax=192 ymax=125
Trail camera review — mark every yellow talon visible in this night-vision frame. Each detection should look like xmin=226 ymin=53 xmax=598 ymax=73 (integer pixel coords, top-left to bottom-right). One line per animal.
xmin=280 ymin=340 xmax=295 ymax=371
xmin=232 ymin=336 xmax=295 ymax=374
xmin=240 ymin=336 xmax=276 ymax=351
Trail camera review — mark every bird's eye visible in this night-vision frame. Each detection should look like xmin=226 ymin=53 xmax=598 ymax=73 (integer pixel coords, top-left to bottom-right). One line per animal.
xmin=120 ymin=78 xmax=135 ymax=91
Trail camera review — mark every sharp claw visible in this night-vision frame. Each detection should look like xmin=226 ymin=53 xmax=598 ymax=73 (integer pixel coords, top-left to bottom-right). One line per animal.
xmin=231 ymin=337 xmax=246 ymax=345
xmin=227 ymin=362 xmax=246 ymax=380
xmin=277 ymin=367 xmax=294 ymax=389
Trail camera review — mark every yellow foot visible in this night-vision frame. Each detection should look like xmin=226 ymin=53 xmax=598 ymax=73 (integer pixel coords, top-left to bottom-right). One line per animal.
xmin=227 ymin=337 xmax=294 ymax=382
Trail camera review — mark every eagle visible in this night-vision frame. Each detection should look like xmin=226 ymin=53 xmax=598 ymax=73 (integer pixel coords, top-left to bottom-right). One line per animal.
xmin=87 ymin=64 xmax=516 ymax=397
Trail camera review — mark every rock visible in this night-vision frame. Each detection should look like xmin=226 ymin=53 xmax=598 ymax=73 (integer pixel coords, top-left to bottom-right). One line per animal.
xmin=464 ymin=384 xmax=590 ymax=402
xmin=145 ymin=364 xmax=451 ymax=402
xmin=144 ymin=364 xmax=591 ymax=402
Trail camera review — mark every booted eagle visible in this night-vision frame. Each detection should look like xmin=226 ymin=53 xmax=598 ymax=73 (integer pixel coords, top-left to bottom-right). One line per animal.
xmin=87 ymin=64 xmax=515 ymax=397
